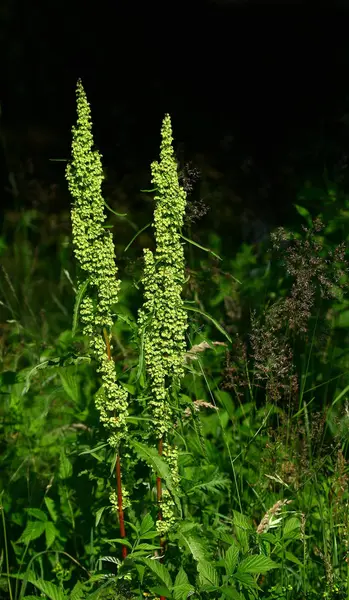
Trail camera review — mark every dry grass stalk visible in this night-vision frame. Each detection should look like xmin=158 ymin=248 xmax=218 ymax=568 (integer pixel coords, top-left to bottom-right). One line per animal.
xmin=256 ymin=499 xmax=293 ymax=534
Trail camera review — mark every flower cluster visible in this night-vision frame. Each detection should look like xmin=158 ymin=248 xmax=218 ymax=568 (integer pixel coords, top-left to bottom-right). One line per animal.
xmin=138 ymin=115 xmax=188 ymax=438
xmin=138 ymin=115 xmax=188 ymax=533
xmin=66 ymin=80 xmax=128 ymax=449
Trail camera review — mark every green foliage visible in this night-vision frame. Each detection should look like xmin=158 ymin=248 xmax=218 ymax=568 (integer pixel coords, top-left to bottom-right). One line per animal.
xmin=1 ymin=83 xmax=349 ymax=600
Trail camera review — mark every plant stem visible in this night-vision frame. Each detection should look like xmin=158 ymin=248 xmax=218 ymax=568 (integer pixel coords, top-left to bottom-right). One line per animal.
xmin=116 ymin=454 xmax=127 ymax=560
xmin=157 ymin=437 xmax=165 ymax=600
xmin=104 ymin=327 xmax=128 ymax=560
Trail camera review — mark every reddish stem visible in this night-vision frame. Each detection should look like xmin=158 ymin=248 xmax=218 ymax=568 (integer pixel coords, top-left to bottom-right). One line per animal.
xmin=116 ymin=454 xmax=128 ymax=559
xmin=157 ymin=438 xmax=166 ymax=600
xmin=103 ymin=327 xmax=128 ymax=560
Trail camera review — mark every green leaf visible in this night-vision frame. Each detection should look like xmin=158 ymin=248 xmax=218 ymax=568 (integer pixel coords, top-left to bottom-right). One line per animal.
xmin=103 ymin=200 xmax=127 ymax=218
xmin=294 ymin=203 xmax=312 ymax=224
xmin=45 ymin=521 xmax=57 ymax=549
xmin=149 ymin=587 xmax=173 ymax=599
xmin=30 ymin=579 xmax=66 ymax=600
xmin=184 ymin=305 xmax=232 ymax=343
xmin=124 ymin=222 xmax=151 ymax=253
xmin=233 ymin=511 xmax=252 ymax=554
xmin=130 ymin=440 xmax=181 ymax=511
xmin=70 ymin=581 xmax=85 ymax=600
xmin=232 ymin=571 xmax=260 ymax=590
xmin=173 ymin=568 xmax=194 ymax=600
xmin=59 ymin=367 xmax=80 ymax=403
xmin=220 ymin=588 xmax=244 ymax=600
xmin=237 ymin=554 xmax=280 ymax=574
xmin=224 ymin=542 xmax=239 ymax=574
xmin=59 ymin=451 xmax=73 ymax=479
xmin=140 ymin=513 xmax=155 ymax=535
xmin=26 ymin=508 xmax=47 ymax=522
xmin=284 ymin=551 xmax=304 ymax=567
xmin=197 ymin=559 xmax=220 ymax=587
xmin=282 ymin=517 xmax=301 ymax=538
xmin=142 ymin=557 xmax=172 ymax=590
xmin=180 ymin=233 xmax=223 ymax=262
xmin=44 ymin=497 xmax=58 ymax=523
xmin=72 ymin=278 xmax=90 ymax=337
xmin=103 ymin=538 xmax=133 ymax=549
xmin=133 ymin=543 xmax=160 ymax=551
xmin=95 ymin=506 xmax=106 ymax=527
xmin=19 ymin=521 xmax=46 ymax=544
xmin=177 ymin=531 xmax=206 ymax=563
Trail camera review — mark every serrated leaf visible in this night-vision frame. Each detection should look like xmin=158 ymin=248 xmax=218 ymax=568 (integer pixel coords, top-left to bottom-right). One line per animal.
xmin=140 ymin=513 xmax=155 ymax=535
xmin=133 ymin=543 xmax=160 ymax=551
xmin=19 ymin=521 xmax=46 ymax=544
xmin=59 ymin=367 xmax=80 ymax=403
xmin=232 ymin=571 xmax=260 ymax=590
xmin=103 ymin=537 xmax=133 ymax=549
xmin=224 ymin=542 xmax=239 ymax=574
xmin=70 ymin=581 xmax=85 ymax=600
xmin=284 ymin=551 xmax=304 ymax=567
xmin=220 ymin=587 xmax=244 ymax=600
xmin=26 ymin=508 xmax=47 ymax=522
xmin=130 ymin=440 xmax=181 ymax=511
xmin=283 ymin=517 xmax=301 ymax=537
xmin=142 ymin=557 xmax=172 ymax=590
xmin=173 ymin=568 xmax=194 ymax=600
xmin=197 ymin=559 xmax=219 ymax=587
xmin=95 ymin=506 xmax=106 ymax=527
xmin=59 ymin=451 xmax=73 ymax=479
xmin=45 ymin=521 xmax=57 ymax=549
xmin=44 ymin=497 xmax=58 ymax=522
xmin=31 ymin=579 xmax=66 ymax=600
xmin=237 ymin=554 xmax=280 ymax=574
xmin=233 ymin=511 xmax=252 ymax=554
xmin=177 ymin=532 xmax=206 ymax=563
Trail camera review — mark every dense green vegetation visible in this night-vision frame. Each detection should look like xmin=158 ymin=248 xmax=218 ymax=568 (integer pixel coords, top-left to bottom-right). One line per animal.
xmin=1 ymin=82 xmax=349 ymax=600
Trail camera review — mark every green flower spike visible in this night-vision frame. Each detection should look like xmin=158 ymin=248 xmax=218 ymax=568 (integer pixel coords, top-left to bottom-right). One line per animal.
xmin=66 ymin=80 xmax=128 ymax=450
xmin=138 ymin=114 xmax=188 ymax=534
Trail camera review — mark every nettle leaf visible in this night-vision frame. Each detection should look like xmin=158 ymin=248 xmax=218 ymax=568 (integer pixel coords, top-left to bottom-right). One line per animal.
xmin=59 ymin=451 xmax=73 ymax=479
xmin=220 ymin=587 xmax=244 ymax=600
xmin=103 ymin=538 xmax=133 ymax=549
xmin=141 ymin=557 xmax=172 ymax=590
xmin=224 ymin=542 xmax=239 ymax=575
xmin=237 ymin=554 xmax=280 ymax=574
xmin=25 ymin=508 xmax=47 ymax=522
xmin=19 ymin=520 xmax=46 ymax=544
xmin=173 ymin=568 xmax=195 ymax=600
xmin=282 ymin=517 xmax=301 ymax=538
xmin=177 ymin=532 xmax=207 ymax=563
xmin=59 ymin=367 xmax=80 ymax=403
xmin=44 ymin=497 xmax=58 ymax=522
xmin=140 ymin=513 xmax=155 ymax=535
xmin=232 ymin=571 xmax=260 ymax=591
xmin=45 ymin=521 xmax=58 ymax=549
xmin=70 ymin=581 xmax=85 ymax=600
xmin=197 ymin=559 xmax=220 ymax=587
xmin=233 ymin=511 xmax=253 ymax=554
xmin=30 ymin=579 xmax=66 ymax=600
xmin=130 ymin=440 xmax=181 ymax=510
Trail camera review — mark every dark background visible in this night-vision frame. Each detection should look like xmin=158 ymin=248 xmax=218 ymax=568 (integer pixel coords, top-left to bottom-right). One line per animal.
xmin=2 ymin=0 xmax=349 ymax=242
